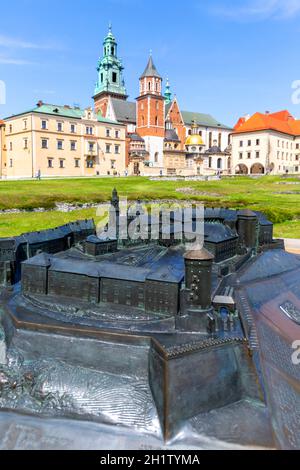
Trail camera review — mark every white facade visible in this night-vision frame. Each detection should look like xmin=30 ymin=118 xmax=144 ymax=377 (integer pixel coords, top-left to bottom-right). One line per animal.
xmin=143 ymin=135 xmax=164 ymax=167
xmin=232 ymin=130 xmax=300 ymax=175
xmin=185 ymin=125 xmax=231 ymax=153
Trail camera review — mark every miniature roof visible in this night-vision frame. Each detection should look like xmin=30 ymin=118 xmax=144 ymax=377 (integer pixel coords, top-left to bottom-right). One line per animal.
xmin=238 ymin=250 xmax=300 ymax=284
xmin=184 ymin=247 xmax=214 ymax=261
xmin=140 ymin=55 xmax=162 ymax=79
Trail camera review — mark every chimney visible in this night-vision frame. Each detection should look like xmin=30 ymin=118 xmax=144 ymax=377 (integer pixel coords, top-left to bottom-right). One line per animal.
xmin=37 ymin=100 xmax=43 ymax=107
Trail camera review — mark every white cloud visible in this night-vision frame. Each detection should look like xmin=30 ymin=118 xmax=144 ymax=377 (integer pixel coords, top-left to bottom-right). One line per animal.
xmin=211 ymin=0 xmax=300 ymax=21
xmin=0 ymin=56 xmax=35 ymax=65
xmin=0 ymin=34 xmax=63 ymax=50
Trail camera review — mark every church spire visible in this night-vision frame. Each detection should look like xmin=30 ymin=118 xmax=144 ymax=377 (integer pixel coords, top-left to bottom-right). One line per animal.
xmin=94 ymin=26 xmax=127 ymax=99
xmin=164 ymin=78 xmax=172 ymax=104
xmin=140 ymin=54 xmax=162 ymax=79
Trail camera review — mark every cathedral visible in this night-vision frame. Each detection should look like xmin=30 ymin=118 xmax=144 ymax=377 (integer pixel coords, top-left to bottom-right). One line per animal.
xmin=93 ymin=26 xmax=232 ymax=177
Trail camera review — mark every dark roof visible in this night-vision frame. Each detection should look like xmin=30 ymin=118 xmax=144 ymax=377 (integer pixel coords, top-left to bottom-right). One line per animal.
xmin=205 ymin=145 xmax=222 ymax=154
xmin=111 ymin=98 xmax=136 ymax=123
xmin=140 ymin=56 xmax=162 ymax=79
xmin=238 ymin=250 xmax=300 ymax=285
xmin=165 ymin=102 xmax=172 ymax=116
xmin=129 ymin=132 xmax=145 ymax=142
xmin=181 ymin=110 xmax=232 ymax=130
xmin=204 ymin=222 xmax=238 ymax=243
xmin=164 ymin=128 xmax=180 ymax=142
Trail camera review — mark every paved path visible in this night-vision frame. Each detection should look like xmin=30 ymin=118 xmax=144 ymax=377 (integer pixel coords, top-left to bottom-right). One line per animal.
xmin=284 ymin=239 xmax=300 ymax=254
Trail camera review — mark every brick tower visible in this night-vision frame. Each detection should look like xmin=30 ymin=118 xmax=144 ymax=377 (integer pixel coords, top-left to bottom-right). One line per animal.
xmin=136 ymin=55 xmax=165 ymax=167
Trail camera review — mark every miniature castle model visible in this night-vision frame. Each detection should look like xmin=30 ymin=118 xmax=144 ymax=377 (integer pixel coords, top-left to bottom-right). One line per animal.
xmin=0 ymin=193 xmax=299 ymax=449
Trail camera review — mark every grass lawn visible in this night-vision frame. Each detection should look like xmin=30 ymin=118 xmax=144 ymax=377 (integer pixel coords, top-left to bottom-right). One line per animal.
xmin=0 ymin=175 xmax=299 ymax=238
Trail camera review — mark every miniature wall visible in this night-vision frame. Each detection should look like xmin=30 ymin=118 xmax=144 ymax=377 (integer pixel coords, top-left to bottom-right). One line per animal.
xmin=0 ymin=219 xmax=96 ymax=286
xmin=149 ymin=338 xmax=262 ymax=440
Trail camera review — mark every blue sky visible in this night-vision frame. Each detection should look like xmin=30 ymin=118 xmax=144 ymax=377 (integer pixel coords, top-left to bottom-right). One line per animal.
xmin=1 ymin=0 xmax=300 ymax=126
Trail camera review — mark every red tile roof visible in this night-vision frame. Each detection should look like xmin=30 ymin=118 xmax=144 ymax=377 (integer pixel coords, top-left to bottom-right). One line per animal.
xmin=233 ymin=110 xmax=300 ymax=136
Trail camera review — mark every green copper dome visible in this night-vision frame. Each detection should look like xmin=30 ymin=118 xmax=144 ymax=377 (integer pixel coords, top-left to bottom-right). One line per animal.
xmin=94 ymin=25 xmax=127 ymax=98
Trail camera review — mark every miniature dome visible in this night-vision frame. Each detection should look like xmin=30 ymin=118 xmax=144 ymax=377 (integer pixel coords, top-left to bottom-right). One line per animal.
xmin=185 ymin=134 xmax=204 ymax=146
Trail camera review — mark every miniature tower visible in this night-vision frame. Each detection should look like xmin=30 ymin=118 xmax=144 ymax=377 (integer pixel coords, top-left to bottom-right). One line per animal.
xmin=184 ymin=248 xmax=214 ymax=311
xmin=136 ymin=54 xmax=165 ymax=167
xmin=237 ymin=210 xmax=258 ymax=250
xmin=109 ymin=188 xmax=120 ymax=239
xmin=178 ymin=247 xmax=215 ymax=331
xmin=93 ymin=25 xmax=128 ymax=116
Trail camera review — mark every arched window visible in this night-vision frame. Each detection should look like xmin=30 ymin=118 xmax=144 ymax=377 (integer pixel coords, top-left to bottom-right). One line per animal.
xmin=155 ymin=116 xmax=158 ymax=126
xmin=148 ymin=82 xmax=151 ymax=91
xmin=154 ymin=152 xmax=159 ymax=163
xmin=142 ymin=116 xmax=145 ymax=126
xmin=155 ymin=82 xmax=158 ymax=92
xmin=111 ymin=46 xmax=115 ymax=55
xmin=217 ymin=158 xmax=222 ymax=169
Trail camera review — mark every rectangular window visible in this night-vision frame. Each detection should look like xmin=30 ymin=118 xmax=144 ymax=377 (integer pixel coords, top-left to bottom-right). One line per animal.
xmin=70 ymin=141 xmax=77 ymax=151
xmin=59 ymin=159 xmax=64 ymax=169
xmin=115 ymin=130 xmax=119 ymax=139
xmin=106 ymin=129 xmax=111 ymax=137
xmin=48 ymin=159 xmax=53 ymax=168
xmin=296 ymin=143 xmax=300 ymax=150
xmin=41 ymin=139 xmax=48 ymax=149
xmin=256 ymin=151 xmax=260 ymax=158
xmin=41 ymin=120 xmax=47 ymax=130
xmin=75 ymin=159 xmax=80 ymax=168
xmin=70 ymin=124 xmax=76 ymax=133
xmin=9 ymin=142 xmax=12 ymax=151
xmin=239 ymin=141 xmax=243 ymax=147
xmin=247 ymin=152 xmax=251 ymax=159
xmin=57 ymin=122 xmax=63 ymax=132
xmin=9 ymin=125 xmax=12 ymax=133
xmin=106 ymin=144 xmax=111 ymax=154
xmin=23 ymin=120 xmax=27 ymax=130
xmin=239 ymin=153 xmax=243 ymax=160
xmin=57 ymin=140 xmax=63 ymax=150
xmin=112 ymin=72 xmax=117 ymax=83
xmin=248 ymin=140 xmax=251 ymax=146
xmin=89 ymin=142 xmax=95 ymax=152
xmin=24 ymin=139 xmax=28 ymax=150
xmin=115 ymin=145 xmax=120 ymax=154
xmin=86 ymin=127 xmax=93 ymax=135
xmin=111 ymin=160 xmax=116 ymax=170
xmin=9 ymin=158 xmax=13 ymax=168
xmin=256 ymin=139 xmax=260 ymax=146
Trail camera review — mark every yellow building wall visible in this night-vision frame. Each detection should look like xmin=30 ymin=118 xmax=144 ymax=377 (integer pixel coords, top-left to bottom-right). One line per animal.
xmin=2 ymin=112 xmax=126 ymax=178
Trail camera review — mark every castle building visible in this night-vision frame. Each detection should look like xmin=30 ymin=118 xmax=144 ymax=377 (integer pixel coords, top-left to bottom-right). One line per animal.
xmin=1 ymin=104 xmax=126 ymax=179
xmin=232 ymin=110 xmax=300 ymax=175
xmin=0 ymin=26 xmax=233 ymax=179
xmin=95 ymin=26 xmax=232 ymax=177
